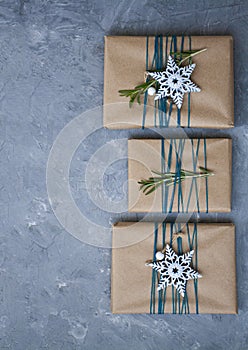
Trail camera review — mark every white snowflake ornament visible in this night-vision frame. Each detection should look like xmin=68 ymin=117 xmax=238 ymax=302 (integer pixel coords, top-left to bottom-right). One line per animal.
xmin=147 ymin=55 xmax=201 ymax=109
xmin=146 ymin=244 xmax=202 ymax=297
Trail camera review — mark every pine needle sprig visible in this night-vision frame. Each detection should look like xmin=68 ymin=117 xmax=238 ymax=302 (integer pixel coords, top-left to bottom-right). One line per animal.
xmin=138 ymin=167 xmax=214 ymax=195
xmin=119 ymin=79 xmax=156 ymax=107
xmin=171 ymin=48 xmax=207 ymax=66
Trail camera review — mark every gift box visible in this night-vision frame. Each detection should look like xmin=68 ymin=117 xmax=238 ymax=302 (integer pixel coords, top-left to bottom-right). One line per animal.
xmin=128 ymin=138 xmax=232 ymax=213
xmin=111 ymin=222 xmax=237 ymax=314
xmin=104 ymin=35 xmax=234 ymax=129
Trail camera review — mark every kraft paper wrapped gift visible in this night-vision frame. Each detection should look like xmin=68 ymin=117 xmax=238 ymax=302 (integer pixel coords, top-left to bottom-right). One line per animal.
xmin=128 ymin=138 xmax=232 ymax=213
xmin=104 ymin=35 xmax=234 ymax=129
xmin=111 ymin=222 xmax=237 ymax=314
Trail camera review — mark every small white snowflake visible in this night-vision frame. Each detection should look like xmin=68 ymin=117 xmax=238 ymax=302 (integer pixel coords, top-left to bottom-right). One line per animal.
xmin=148 ymin=55 xmax=201 ymax=109
xmin=146 ymin=244 xmax=202 ymax=297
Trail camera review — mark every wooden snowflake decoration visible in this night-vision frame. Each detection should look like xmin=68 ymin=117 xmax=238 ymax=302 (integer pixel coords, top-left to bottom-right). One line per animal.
xmin=147 ymin=55 xmax=201 ymax=109
xmin=146 ymin=244 xmax=202 ymax=297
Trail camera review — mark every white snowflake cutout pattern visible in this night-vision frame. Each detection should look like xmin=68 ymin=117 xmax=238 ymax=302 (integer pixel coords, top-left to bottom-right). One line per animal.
xmin=148 ymin=55 xmax=201 ymax=109
xmin=146 ymin=244 xmax=202 ymax=297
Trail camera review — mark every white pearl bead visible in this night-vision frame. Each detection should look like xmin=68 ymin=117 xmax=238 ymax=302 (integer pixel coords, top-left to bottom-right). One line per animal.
xmin=155 ymin=251 xmax=164 ymax=260
xmin=147 ymin=87 xmax=156 ymax=96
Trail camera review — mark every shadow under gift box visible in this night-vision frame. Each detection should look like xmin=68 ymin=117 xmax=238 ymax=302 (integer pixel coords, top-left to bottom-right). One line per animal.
xmin=111 ymin=222 xmax=237 ymax=314
xmin=128 ymin=138 xmax=232 ymax=213
xmin=103 ymin=35 xmax=234 ymax=129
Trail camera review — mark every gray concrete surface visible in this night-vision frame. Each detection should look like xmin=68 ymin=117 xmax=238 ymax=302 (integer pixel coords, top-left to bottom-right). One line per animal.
xmin=1 ymin=0 xmax=248 ymax=349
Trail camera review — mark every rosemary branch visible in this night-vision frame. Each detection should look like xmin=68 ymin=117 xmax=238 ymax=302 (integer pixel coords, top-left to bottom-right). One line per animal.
xmin=119 ymin=79 xmax=156 ymax=107
xmin=119 ymin=48 xmax=206 ymax=106
xmin=138 ymin=167 xmax=214 ymax=195
xmin=171 ymin=48 xmax=207 ymax=65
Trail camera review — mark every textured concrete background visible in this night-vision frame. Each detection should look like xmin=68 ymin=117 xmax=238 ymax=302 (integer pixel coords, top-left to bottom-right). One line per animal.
xmin=1 ymin=0 xmax=248 ymax=349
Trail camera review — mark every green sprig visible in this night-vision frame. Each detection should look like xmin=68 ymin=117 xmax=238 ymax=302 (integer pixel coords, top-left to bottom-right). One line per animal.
xmin=138 ymin=167 xmax=214 ymax=195
xmin=119 ymin=79 xmax=156 ymax=107
xmin=171 ymin=48 xmax=207 ymax=65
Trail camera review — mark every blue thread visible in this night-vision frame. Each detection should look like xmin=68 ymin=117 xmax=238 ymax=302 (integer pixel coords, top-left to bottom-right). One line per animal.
xmin=167 ymin=101 xmax=173 ymax=127
xmin=181 ymin=290 xmax=189 ymax=314
xmin=142 ymin=36 xmax=149 ymax=129
xmin=180 ymin=35 xmax=185 ymax=60
xmin=150 ymin=222 xmax=158 ymax=314
xmin=186 ymin=139 xmax=201 ymax=212
xmin=166 ymin=37 xmax=175 ymax=127
xmin=177 ymin=236 xmax=183 ymax=314
xmin=192 ymin=139 xmax=201 ymax=213
xmin=177 ymin=108 xmax=181 ymax=126
xmin=146 ymin=36 xmax=149 ymax=71
xmin=169 ymin=224 xmax=176 ymax=313
xmin=177 ymin=36 xmax=184 ymax=126
xmin=158 ymin=35 xmax=163 ymax=127
xmin=203 ymin=138 xmax=209 ymax=212
xmin=159 ymin=35 xmax=167 ymax=128
xmin=162 ymin=139 xmax=173 ymax=213
xmin=192 ymin=223 xmax=199 ymax=313
xmin=187 ymin=36 xmax=192 ymax=127
xmin=177 ymin=141 xmax=182 ymax=212
xmin=163 ymin=36 xmax=169 ymax=127
xmin=153 ymin=36 xmax=159 ymax=127
xmin=154 ymin=100 xmax=157 ymax=128
xmin=168 ymin=141 xmax=179 ymax=212
xmin=161 ymin=139 xmax=166 ymax=213
xmin=186 ymin=223 xmax=192 ymax=249
xmin=160 ymin=222 xmax=167 ymax=314
xmin=158 ymin=289 xmax=163 ymax=314
xmin=158 ymin=217 xmax=168 ymax=313
xmin=152 ymin=35 xmax=167 ymax=128
xmin=186 ymin=223 xmax=199 ymax=313
xmin=165 ymin=35 xmax=168 ymax=64
xmin=168 ymin=139 xmax=186 ymax=213
xmin=187 ymin=91 xmax=191 ymax=127
xmin=181 ymin=292 xmax=190 ymax=314
xmin=173 ymin=35 xmax=177 ymax=59
xmin=162 ymin=222 xmax=166 ymax=247
xmin=142 ymin=91 xmax=148 ymax=130
xmin=177 ymin=139 xmax=186 ymax=212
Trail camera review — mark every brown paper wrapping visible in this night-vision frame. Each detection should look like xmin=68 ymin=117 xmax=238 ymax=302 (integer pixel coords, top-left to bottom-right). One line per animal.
xmin=111 ymin=222 xmax=237 ymax=314
xmin=104 ymin=36 xmax=234 ymax=129
xmin=128 ymin=138 xmax=232 ymax=212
